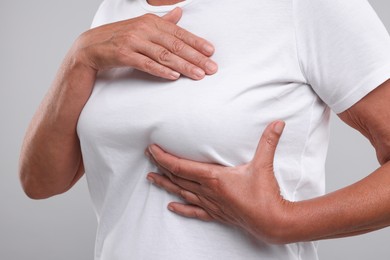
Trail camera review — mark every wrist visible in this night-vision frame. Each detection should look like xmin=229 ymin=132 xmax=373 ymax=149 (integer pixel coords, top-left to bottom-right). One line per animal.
xmin=269 ymin=200 xmax=301 ymax=244
xmin=248 ymin=199 xmax=301 ymax=245
xmin=275 ymin=200 xmax=303 ymax=244
xmin=69 ymin=30 xmax=100 ymax=73
xmin=68 ymin=46 xmax=97 ymax=75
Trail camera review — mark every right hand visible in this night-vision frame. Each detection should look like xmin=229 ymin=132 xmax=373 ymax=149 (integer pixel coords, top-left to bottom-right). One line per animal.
xmin=73 ymin=7 xmax=218 ymax=80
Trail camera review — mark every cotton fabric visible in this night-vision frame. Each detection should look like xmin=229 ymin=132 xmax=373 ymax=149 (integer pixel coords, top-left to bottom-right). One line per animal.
xmin=77 ymin=0 xmax=390 ymax=259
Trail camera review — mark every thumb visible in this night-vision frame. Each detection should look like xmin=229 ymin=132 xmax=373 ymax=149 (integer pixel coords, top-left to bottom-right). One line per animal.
xmin=251 ymin=120 xmax=285 ymax=172
xmin=162 ymin=7 xmax=183 ymax=24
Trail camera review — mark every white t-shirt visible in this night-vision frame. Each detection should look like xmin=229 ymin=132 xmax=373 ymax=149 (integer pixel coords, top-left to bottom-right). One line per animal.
xmin=77 ymin=0 xmax=390 ymax=259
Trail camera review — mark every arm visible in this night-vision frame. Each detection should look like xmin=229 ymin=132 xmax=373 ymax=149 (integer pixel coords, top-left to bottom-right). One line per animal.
xmin=19 ymin=8 xmax=217 ymax=199
xmin=282 ymin=79 xmax=390 ymax=242
xmin=146 ymin=79 xmax=390 ymax=244
xmin=18 ymin=55 xmax=95 ymax=199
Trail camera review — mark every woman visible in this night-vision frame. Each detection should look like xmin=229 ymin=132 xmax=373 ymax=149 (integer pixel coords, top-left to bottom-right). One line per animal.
xmin=19 ymin=0 xmax=390 ymax=259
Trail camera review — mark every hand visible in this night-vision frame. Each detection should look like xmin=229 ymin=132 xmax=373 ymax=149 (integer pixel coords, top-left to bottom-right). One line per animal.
xmin=145 ymin=121 xmax=294 ymax=243
xmin=73 ymin=7 xmax=217 ymax=80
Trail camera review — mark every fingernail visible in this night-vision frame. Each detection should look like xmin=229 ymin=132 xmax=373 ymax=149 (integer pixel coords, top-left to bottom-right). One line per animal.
xmin=205 ymin=61 xmax=218 ymax=74
xmin=168 ymin=204 xmax=175 ymax=211
xmin=274 ymin=121 xmax=285 ymax=134
xmin=169 ymin=71 xmax=180 ymax=80
xmin=147 ymin=175 xmax=154 ymax=183
xmin=148 ymin=145 xmax=155 ymax=156
xmin=149 ymin=145 xmax=160 ymax=158
xmin=203 ymin=44 xmax=215 ymax=55
xmin=193 ymin=68 xmax=205 ymax=79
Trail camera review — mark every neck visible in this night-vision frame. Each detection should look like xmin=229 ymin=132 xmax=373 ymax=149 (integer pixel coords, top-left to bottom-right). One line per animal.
xmin=147 ymin=0 xmax=184 ymax=6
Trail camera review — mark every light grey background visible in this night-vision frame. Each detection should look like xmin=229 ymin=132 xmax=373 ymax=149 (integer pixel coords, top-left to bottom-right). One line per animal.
xmin=0 ymin=0 xmax=389 ymax=259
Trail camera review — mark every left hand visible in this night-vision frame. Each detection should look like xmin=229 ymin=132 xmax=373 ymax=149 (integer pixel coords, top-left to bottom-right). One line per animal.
xmin=145 ymin=120 xmax=294 ymax=243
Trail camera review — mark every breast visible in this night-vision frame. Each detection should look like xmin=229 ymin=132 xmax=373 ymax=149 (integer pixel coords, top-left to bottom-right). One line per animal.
xmin=78 ymin=0 xmax=313 ymax=165
xmin=78 ymin=58 xmax=316 ymax=170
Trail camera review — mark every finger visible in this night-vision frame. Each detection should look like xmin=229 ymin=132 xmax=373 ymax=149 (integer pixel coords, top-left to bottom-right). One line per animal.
xmin=251 ymin=120 xmax=285 ymax=172
xmin=147 ymin=170 xmax=203 ymax=196
xmin=147 ymin=145 xmax=221 ymax=185
xmin=147 ymin=151 xmax=205 ymax=192
xmin=168 ymin=202 xmax=230 ymax=225
xmin=159 ymin=25 xmax=215 ymax=57
xmin=125 ymin=52 xmax=180 ymax=80
xmin=136 ymin=38 xmax=207 ymax=80
xmin=162 ymin=7 xmax=183 ymax=24
xmin=153 ymin=8 xmax=217 ymax=75
xmin=148 ymin=172 xmax=203 ymax=204
xmin=147 ymin=172 xmax=183 ymax=195
xmin=150 ymin=33 xmax=217 ymax=76
xmin=147 ymin=172 xmax=222 ymax=221
xmin=178 ymin=190 xmax=228 ymax=221
xmin=158 ymin=13 xmax=215 ymax=57
xmin=167 ymin=202 xmax=214 ymax=222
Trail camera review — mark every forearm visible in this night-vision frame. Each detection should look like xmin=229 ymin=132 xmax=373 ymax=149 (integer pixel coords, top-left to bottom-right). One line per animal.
xmin=19 ymin=47 xmax=96 ymax=199
xmin=280 ymin=162 xmax=390 ymax=243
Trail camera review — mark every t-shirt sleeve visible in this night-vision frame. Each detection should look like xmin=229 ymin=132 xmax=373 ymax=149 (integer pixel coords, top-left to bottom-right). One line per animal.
xmin=293 ymin=0 xmax=390 ymax=113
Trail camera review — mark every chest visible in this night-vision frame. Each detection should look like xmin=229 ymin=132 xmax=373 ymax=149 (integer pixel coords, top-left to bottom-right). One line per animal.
xmin=77 ymin=0 xmax=311 ymax=165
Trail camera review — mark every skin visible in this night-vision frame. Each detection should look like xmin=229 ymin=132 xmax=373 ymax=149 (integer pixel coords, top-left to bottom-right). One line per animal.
xmin=146 ymin=79 xmax=390 ymax=244
xmin=19 ymin=7 xmax=217 ymax=199
xmin=148 ymin=0 xmax=185 ymax=5
xmin=19 ymin=0 xmax=390 ymax=245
